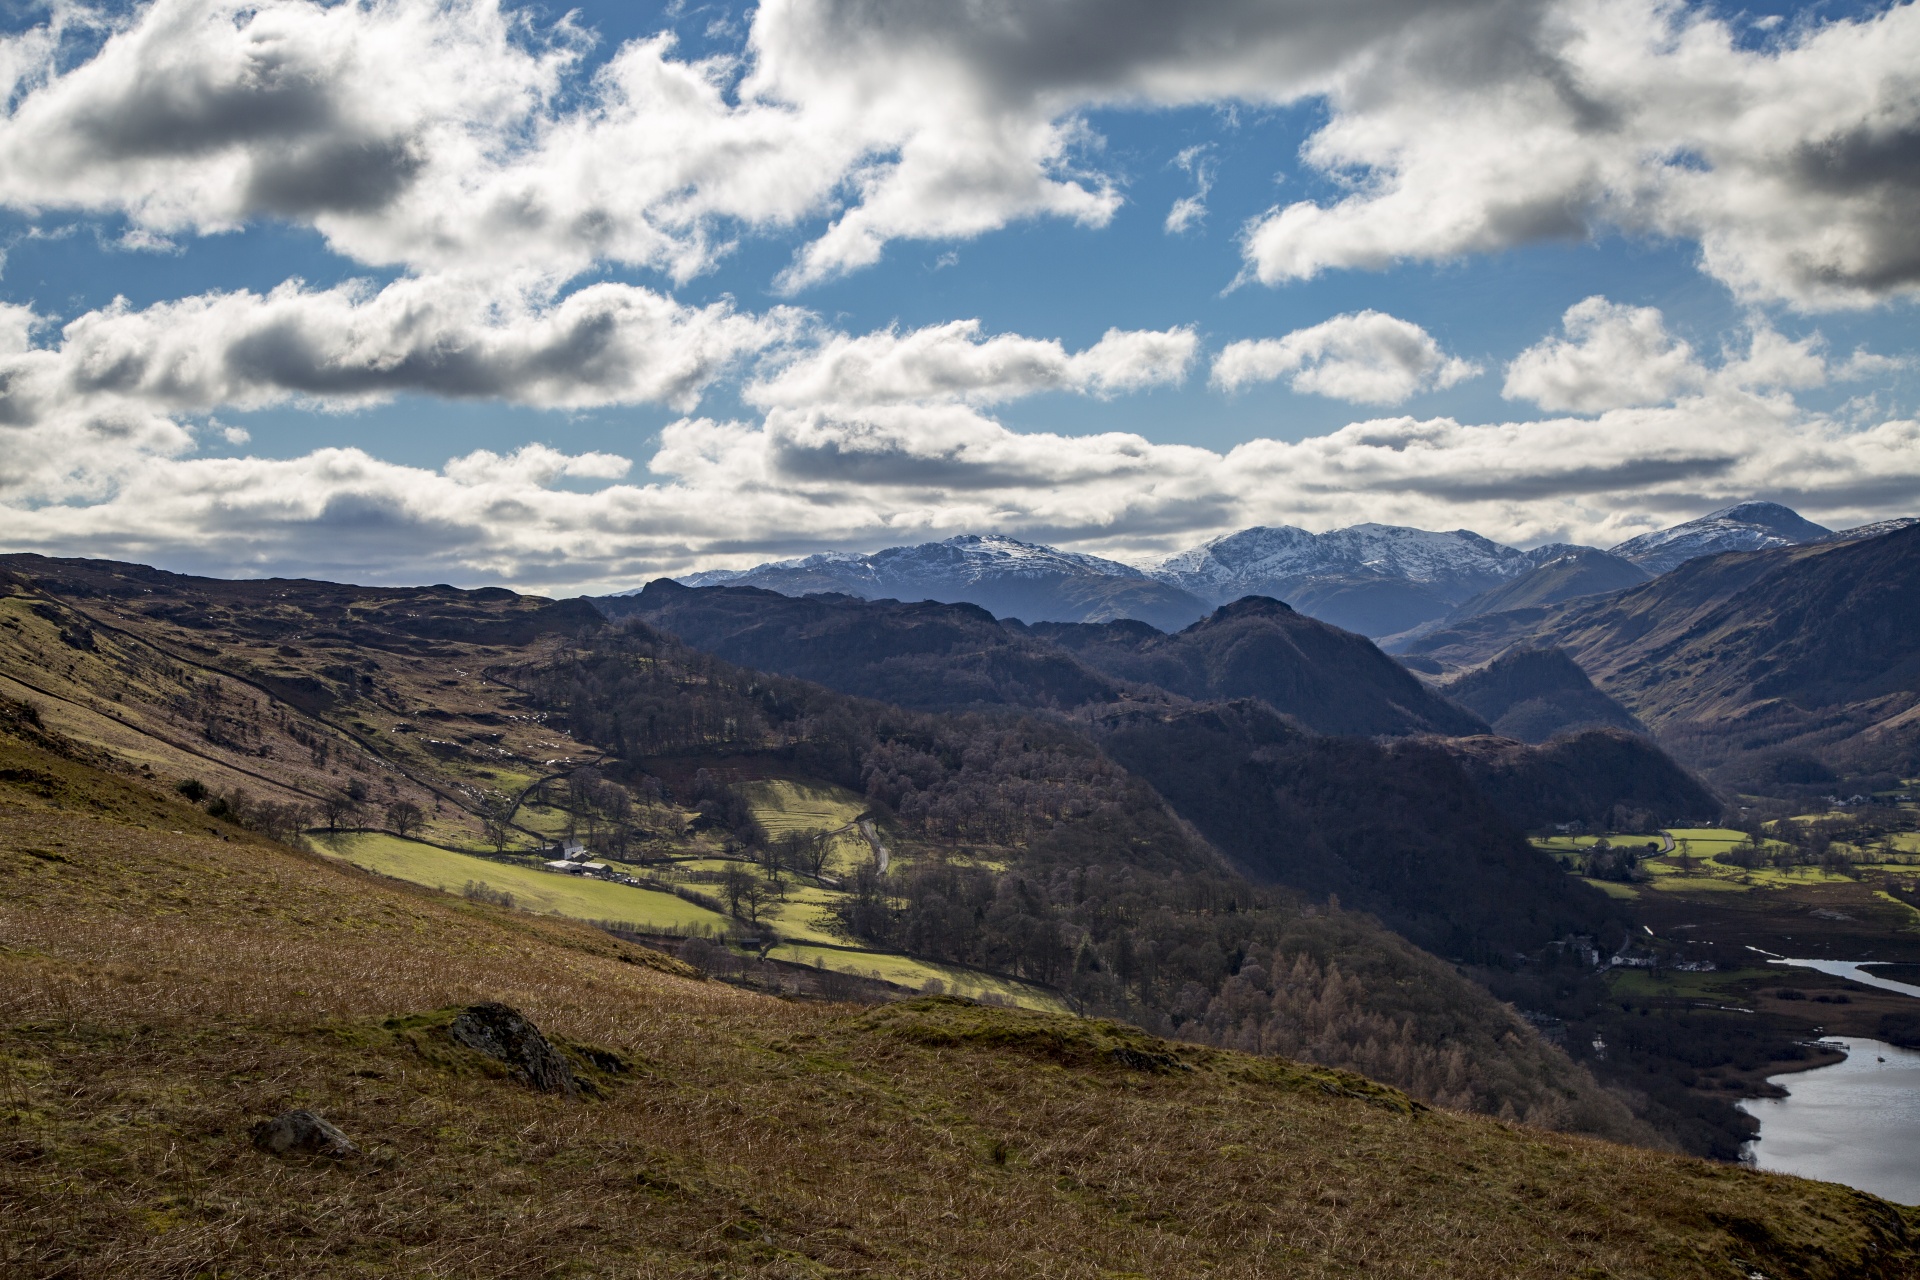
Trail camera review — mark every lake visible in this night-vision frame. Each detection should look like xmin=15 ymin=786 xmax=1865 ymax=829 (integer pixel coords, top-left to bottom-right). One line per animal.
xmin=1739 ymin=1037 xmax=1920 ymax=1206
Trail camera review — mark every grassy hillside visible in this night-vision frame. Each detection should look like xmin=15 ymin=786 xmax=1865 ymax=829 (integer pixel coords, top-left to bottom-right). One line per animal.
xmin=3 ymin=722 xmax=1916 ymax=1277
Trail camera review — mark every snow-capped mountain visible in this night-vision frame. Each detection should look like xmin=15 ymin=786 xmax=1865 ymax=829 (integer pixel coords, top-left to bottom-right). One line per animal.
xmin=685 ymin=534 xmax=1147 ymax=591
xmin=1146 ymin=524 xmax=1586 ymax=637
xmin=1153 ymin=524 xmax=1558 ymax=600
xmin=676 ymin=534 xmax=1211 ymax=630
xmin=1824 ymin=516 xmax=1920 ymax=544
xmin=1607 ymin=502 xmax=1832 ymax=574
xmin=655 ymin=503 xmax=1864 ymax=640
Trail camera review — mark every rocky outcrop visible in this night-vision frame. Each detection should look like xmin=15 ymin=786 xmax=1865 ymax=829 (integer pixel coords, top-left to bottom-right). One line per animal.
xmin=251 ymin=1110 xmax=358 ymax=1158
xmin=449 ymin=1002 xmax=580 ymax=1095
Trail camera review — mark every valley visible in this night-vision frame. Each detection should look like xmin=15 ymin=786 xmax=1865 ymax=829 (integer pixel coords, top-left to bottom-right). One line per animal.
xmin=6 ymin=507 xmax=1920 ymax=1267
xmin=6 ymin=721 xmax=1912 ymax=1276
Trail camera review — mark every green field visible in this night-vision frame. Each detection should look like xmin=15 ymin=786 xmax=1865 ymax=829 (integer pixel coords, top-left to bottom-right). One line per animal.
xmin=308 ymin=832 xmax=732 ymax=934
xmin=306 ymin=832 xmax=1069 ymax=1010
xmin=1532 ymin=827 xmax=1882 ymax=896
xmin=740 ymin=778 xmax=866 ymax=836
xmin=739 ymin=778 xmax=873 ymax=873
xmin=764 ymin=940 xmax=1070 ymax=1012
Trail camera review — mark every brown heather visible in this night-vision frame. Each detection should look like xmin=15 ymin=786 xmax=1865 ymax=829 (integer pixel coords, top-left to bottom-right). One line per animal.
xmin=2 ymin=728 xmax=1917 ymax=1278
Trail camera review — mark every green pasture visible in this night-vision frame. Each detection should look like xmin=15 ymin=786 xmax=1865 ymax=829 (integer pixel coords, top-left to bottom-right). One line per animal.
xmin=764 ymin=940 xmax=1070 ymax=1013
xmin=1606 ymin=966 xmax=1774 ymax=1001
xmin=308 ymin=832 xmax=732 ymax=934
xmin=740 ymin=778 xmax=865 ymax=836
xmin=512 ymin=802 xmax=576 ymax=838
xmin=751 ymin=883 xmax=851 ymax=946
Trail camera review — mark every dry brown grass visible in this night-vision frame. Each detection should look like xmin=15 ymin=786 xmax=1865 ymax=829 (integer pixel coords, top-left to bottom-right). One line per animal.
xmin=2 ymin=732 xmax=1916 ymax=1279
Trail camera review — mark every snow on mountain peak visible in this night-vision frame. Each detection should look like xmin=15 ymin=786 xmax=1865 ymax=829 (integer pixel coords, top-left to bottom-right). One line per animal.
xmin=1609 ymin=502 xmax=1831 ymax=574
xmin=1150 ymin=523 xmax=1533 ymax=598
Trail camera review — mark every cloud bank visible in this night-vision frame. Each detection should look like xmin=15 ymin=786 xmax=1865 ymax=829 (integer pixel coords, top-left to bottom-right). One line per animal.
xmin=4 ymin=0 xmax=1918 ymax=303
xmin=3 ymin=292 xmax=1912 ymax=589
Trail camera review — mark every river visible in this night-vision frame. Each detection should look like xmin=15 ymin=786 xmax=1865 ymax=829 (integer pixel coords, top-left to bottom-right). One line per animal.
xmin=1738 ymin=1037 xmax=1920 ymax=1205
xmin=1762 ymin=956 xmax=1920 ymax=999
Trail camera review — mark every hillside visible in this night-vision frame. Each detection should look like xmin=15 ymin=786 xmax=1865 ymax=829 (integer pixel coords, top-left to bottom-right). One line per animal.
xmin=1444 ymin=548 xmax=1652 ymax=623
xmin=1434 ymin=730 xmax=1722 ymax=832
xmin=1441 ymin=646 xmax=1645 ymax=742
xmin=598 ymin=579 xmax=1132 ymax=711
xmin=0 ymin=557 xmax=1656 ymax=1137
xmin=1394 ymin=525 xmax=1920 ymax=789
xmin=1088 ymin=699 xmax=1620 ymax=961
xmin=1034 ymin=597 xmax=1487 ymax=737
xmin=5 ymin=720 xmax=1913 ymax=1278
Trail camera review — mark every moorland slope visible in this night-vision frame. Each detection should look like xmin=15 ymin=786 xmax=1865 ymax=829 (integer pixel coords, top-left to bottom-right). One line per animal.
xmin=2 ymin=712 xmax=1915 ymax=1279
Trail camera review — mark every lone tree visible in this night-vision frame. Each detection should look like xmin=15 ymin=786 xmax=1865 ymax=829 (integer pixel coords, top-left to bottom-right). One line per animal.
xmin=385 ymin=799 xmax=424 ymax=839
xmin=320 ymin=792 xmax=355 ymax=831
xmin=722 ymin=864 xmax=774 ymax=925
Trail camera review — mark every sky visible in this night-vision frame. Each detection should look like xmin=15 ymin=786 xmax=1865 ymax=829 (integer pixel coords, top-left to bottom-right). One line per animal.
xmin=0 ymin=0 xmax=1917 ymax=593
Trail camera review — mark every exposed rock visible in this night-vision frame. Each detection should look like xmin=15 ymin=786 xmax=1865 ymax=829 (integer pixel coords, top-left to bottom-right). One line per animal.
xmin=251 ymin=1109 xmax=358 ymax=1158
xmin=448 ymin=1002 xmax=579 ymax=1095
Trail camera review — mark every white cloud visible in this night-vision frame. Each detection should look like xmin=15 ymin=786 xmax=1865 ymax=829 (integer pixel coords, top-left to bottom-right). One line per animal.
xmin=1165 ymin=144 xmax=1215 ymax=235
xmin=1505 ymin=296 xmax=1907 ymax=413
xmin=4 ymin=0 xmax=1917 ymax=303
xmin=0 ymin=275 xmax=794 ymax=501
xmin=746 ymin=320 xmax=1196 ymax=409
xmin=1502 ymin=298 xmax=1704 ymax=412
xmin=1241 ymin=0 xmax=1920 ymax=309
xmin=1212 ymin=311 xmax=1478 ymax=404
xmin=6 ymin=359 xmax=1916 ymax=591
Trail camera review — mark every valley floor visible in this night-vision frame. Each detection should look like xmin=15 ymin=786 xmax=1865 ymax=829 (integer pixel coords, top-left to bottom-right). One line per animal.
xmin=3 ymin=728 xmax=1918 ymax=1277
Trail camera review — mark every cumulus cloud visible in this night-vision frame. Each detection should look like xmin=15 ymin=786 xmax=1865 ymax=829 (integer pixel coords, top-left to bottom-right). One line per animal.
xmin=4 ymin=0 xmax=1917 ymax=303
xmin=0 ymin=275 xmax=794 ymax=500
xmin=746 ymin=320 xmax=1196 ymax=409
xmin=1502 ymin=298 xmax=1705 ymax=413
xmin=1211 ymin=311 xmax=1478 ymax=404
xmin=1504 ymin=296 xmax=1904 ymax=413
xmin=1242 ymin=0 xmax=1920 ymax=309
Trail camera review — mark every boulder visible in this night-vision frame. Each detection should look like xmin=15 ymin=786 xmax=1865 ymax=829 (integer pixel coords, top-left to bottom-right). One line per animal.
xmin=448 ymin=1001 xmax=579 ymax=1095
xmin=251 ymin=1109 xmax=358 ymax=1158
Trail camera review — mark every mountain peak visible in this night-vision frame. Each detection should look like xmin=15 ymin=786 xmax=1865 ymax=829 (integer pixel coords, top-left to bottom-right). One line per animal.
xmin=1609 ymin=501 xmax=1831 ymax=574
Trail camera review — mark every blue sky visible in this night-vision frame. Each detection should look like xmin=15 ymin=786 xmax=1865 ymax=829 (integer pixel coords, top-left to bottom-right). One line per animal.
xmin=0 ymin=0 xmax=1916 ymax=588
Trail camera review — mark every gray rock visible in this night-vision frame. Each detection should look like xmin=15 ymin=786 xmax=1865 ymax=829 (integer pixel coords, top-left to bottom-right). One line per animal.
xmin=448 ymin=1001 xmax=579 ymax=1095
xmin=251 ymin=1109 xmax=358 ymax=1157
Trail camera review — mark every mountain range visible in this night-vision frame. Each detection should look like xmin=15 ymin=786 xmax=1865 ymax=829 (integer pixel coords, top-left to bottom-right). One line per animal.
xmin=1396 ymin=522 xmax=1920 ymax=792
xmin=662 ymin=500 xmax=1892 ymax=639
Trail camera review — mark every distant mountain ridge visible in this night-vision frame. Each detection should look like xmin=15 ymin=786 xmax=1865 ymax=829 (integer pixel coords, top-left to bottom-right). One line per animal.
xmin=671 ymin=534 xmax=1212 ymax=632
xmin=1442 ymin=548 xmax=1653 ymax=625
xmin=1147 ymin=524 xmax=1585 ymax=636
xmin=650 ymin=501 xmax=1901 ymax=639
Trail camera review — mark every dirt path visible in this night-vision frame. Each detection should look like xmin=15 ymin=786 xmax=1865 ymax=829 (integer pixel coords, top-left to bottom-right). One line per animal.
xmin=858 ymin=818 xmax=890 ymax=872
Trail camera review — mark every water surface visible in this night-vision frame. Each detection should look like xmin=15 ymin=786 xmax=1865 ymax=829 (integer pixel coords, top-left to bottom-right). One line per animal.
xmin=1739 ymin=1038 xmax=1920 ymax=1205
xmin=1765 ymin=958 xmax=1920 ymax=999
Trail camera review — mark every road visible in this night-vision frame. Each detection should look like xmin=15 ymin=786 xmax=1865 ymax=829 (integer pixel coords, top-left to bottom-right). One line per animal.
xmin=858 ymin=818 xmax=891 ymax=872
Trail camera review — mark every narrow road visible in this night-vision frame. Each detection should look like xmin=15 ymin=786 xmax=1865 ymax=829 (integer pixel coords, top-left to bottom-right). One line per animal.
xmin=858 ymin=818 xmax=890 ymax=872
